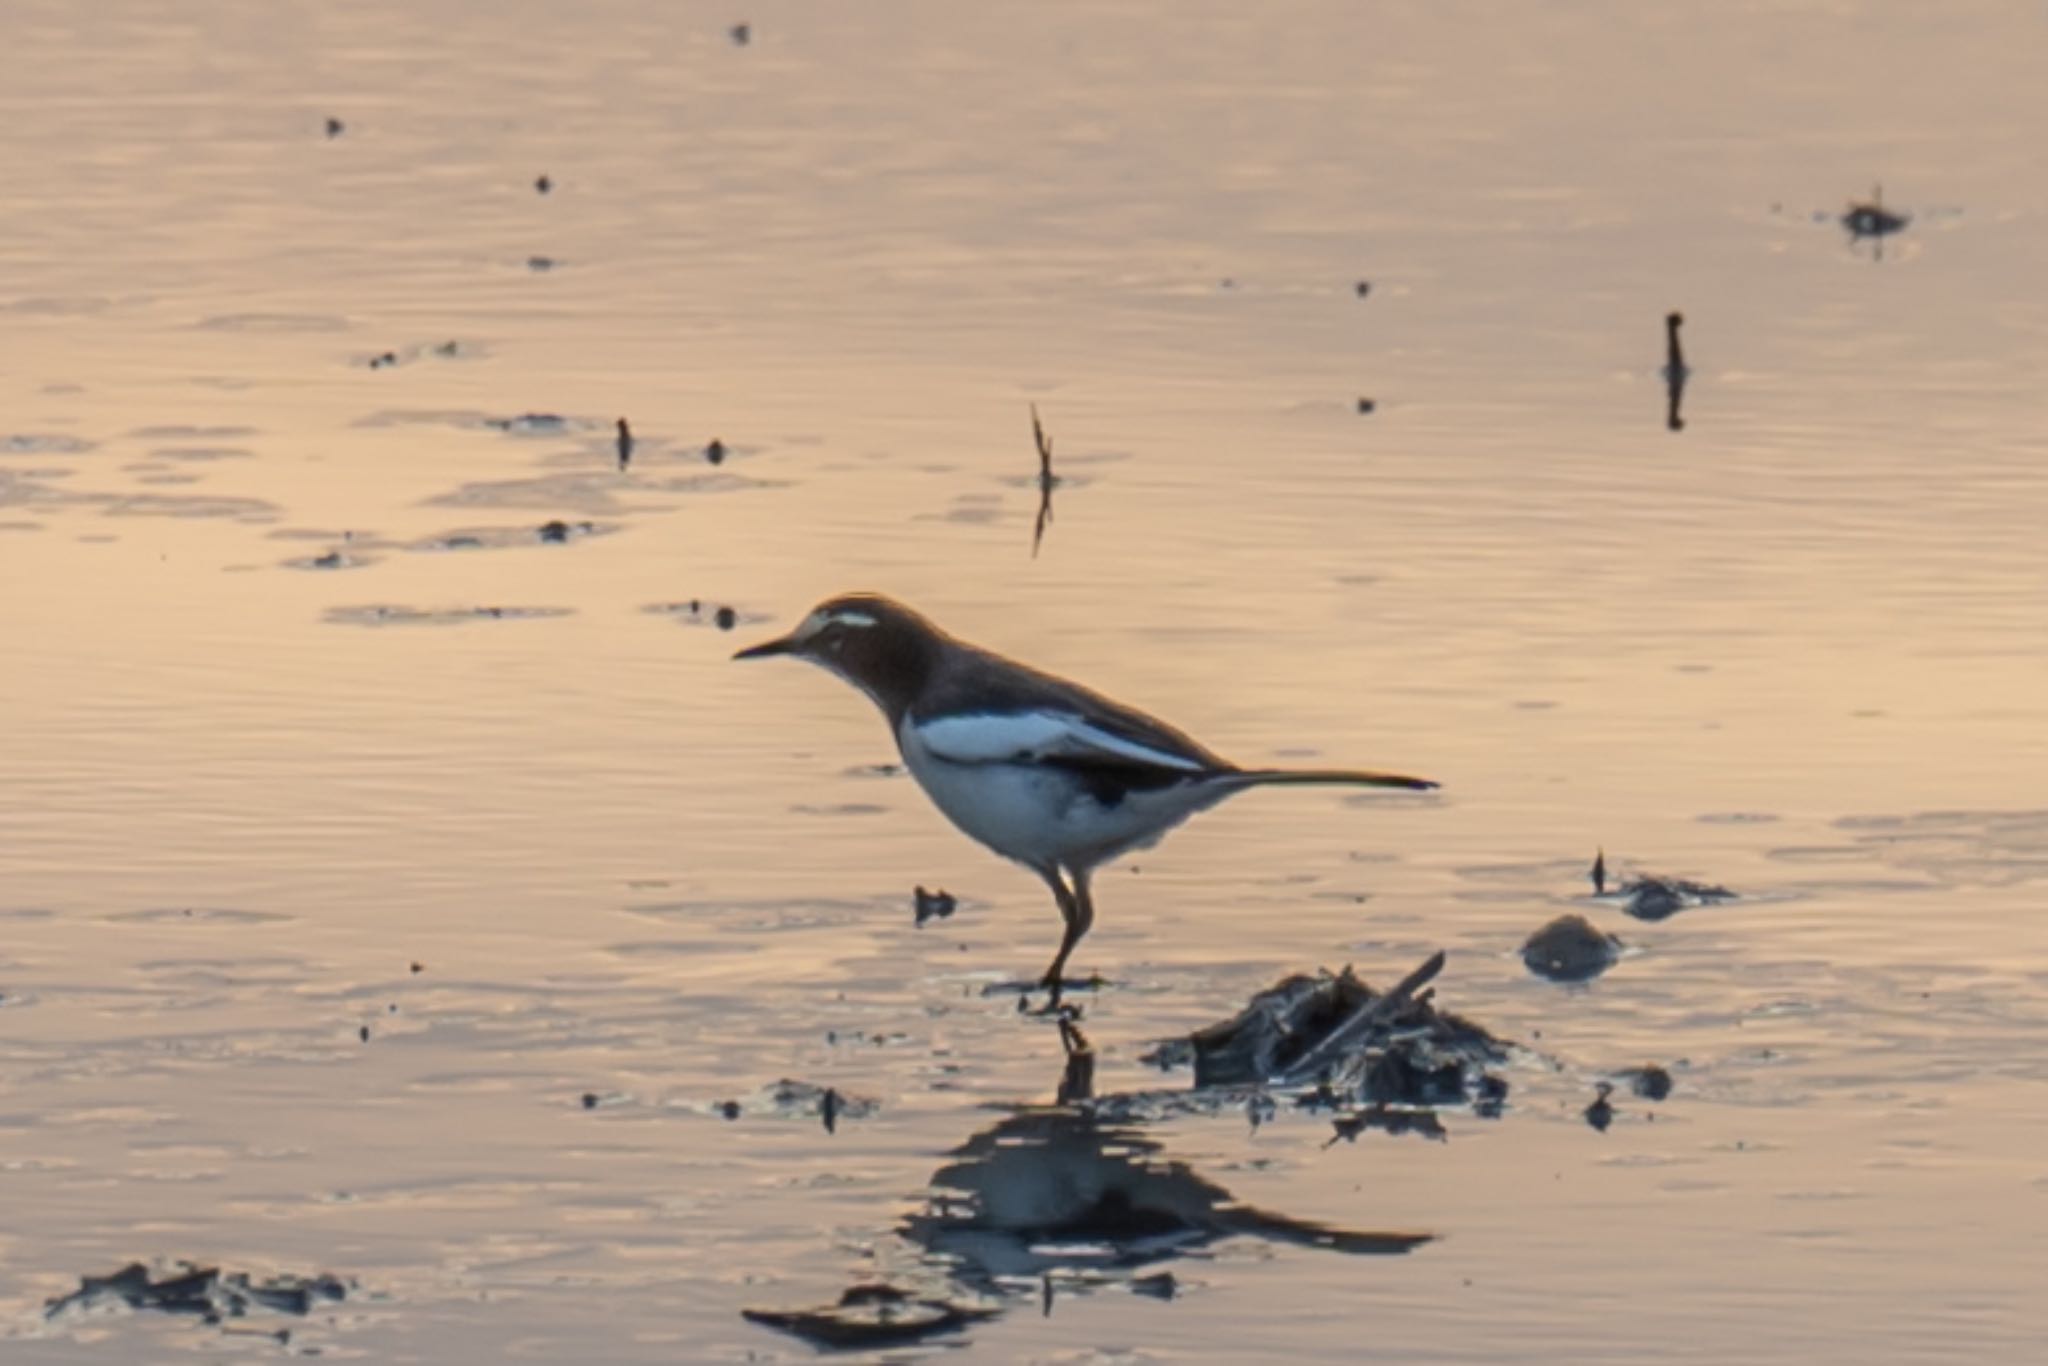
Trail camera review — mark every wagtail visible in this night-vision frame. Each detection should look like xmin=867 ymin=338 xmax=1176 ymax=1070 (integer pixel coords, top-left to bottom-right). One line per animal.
xmin=735 ymin=594 xmax=1437 ymax=1004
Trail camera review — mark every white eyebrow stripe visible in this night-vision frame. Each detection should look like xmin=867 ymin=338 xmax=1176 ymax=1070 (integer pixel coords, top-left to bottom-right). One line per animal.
xmin=792 ymin=608 xmax=878 ymax=643
xmin=914 ymin=710 xmax=1206 ymax=772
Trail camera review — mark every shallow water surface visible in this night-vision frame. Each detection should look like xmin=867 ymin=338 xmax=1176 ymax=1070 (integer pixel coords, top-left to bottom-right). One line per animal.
xmin=4 ymin=1 xmax=2047 ymax=1360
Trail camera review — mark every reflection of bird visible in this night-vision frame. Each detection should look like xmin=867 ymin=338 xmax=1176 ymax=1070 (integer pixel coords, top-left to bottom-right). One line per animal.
xmin=735 ymin=595 xmax=1436 ymax=1003
xmin=904 ymin=1026 xmax=1429 ymax=1284
xmin=1661 ymin=312 xmax=1689 ymax=432
xmin=740 ymin=1028 xmax=1428 ymax=1352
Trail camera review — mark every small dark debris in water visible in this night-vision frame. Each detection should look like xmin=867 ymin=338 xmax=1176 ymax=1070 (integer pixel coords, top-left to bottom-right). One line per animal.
xmin=1585 ymin=1082 xmax=1615 ymax=1132
xmin=1618 ymin=874 xmax=1735 ymax=921
xmin=705 ymin=437 xmax=727 ymax=464
xmin=1029 ymin=404 xmax=1060 ymax=558
xmin=537 ymin=519 xmax=574 ymax=543
xmin=616 ymin=417 xmax=633 ymax=470
xmin=434 ymin=340 xmax=460 ymax=356
xmin=534 ymin=173 xmax=552 ymax=195
xmin=1131 ymin=1271 xmax=1177 ymax=1301
xmin=1623 ymin=1064 xmax=1673 ymax=1101
xmin=914 ymin=885 xmax=957 ymax=927
xmin=358 ymin=1025 xmax=370 ymax=1042
xmin=1590 ymin=847 xmax=1606 ymax=895
xmin=1354 ymin=280 xmax=1371 ymax=298
xmin=730 ymin=22 xmax=751 ymax=46
xmin=718 ymin=1099 xmax=741 ymax=1120
xmin=1842 ymin=185 xmax=1908 ymax=246
xmin=742 ymin=1283 xmax=996 ymax=1351
xmin=526 ymin=255 xmax=557 ymax=271
xmin=1329 ymin=1105 xmax=1447 ymax=1144
xmin=409 ymin=961 xmax=423 ymax=973
xmin=822 ymin=1087 xmax=841 ymax=1134
xmin=581 ymin=1092 xmax=599 ymax=1110
xmin=324 ymin=117 xmax=344 ymax=139
xmin=1522 ymin=914 xmax=1621 ymax=983
xmin=367 ymin=350 xmax=398 ymax=369
xmin=714 ymin=605 xmax=737 ymax=630
xmin=310 ymin=549 xmax=344 ymax=569
xmin=1356 ymin=397 xmax=1376 ymax=414
xmin=46 ymin=1262 xmax=348 ymax=1325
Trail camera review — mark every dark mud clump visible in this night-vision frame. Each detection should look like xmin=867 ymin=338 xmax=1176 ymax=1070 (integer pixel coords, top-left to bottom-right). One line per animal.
xmin=1522 ymin=914 xmax=1622 ymax=982
xmin=1617 ymin=875 xmax=1735 ymax=921
xmin=1585 ymin=1083 xmax=1615 ymax=1132
xmin=1621 ymin=1063 xmax=1674 ymax=1101
xmin=45 ymin=1261 xmax=349 ymax=1327
xmin=743 ymin=1284 xmax=996 ymax=1350
xmin=913 ymin=885 xmax=957 ymax=927
xmin=1139 ymin=952 xmax=1512 ymax=1138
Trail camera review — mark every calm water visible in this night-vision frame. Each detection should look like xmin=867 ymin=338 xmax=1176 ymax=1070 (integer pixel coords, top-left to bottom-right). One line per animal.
xmin=4 ymin=1 xmax=2047 ymax=1359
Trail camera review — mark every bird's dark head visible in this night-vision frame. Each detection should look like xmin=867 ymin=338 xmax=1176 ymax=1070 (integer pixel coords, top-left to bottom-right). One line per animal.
xmin=1667 ymin=311 xmax=1684 ymax=328
xmin=733 ymin=593 xmax=946 ymax=716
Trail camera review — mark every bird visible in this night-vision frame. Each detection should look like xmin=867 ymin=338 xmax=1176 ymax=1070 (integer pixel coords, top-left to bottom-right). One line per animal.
xmin=616 ymin=417 xmax=634 ymax=471
xmin=734 ymin=594 xmax=1437 ymax=1004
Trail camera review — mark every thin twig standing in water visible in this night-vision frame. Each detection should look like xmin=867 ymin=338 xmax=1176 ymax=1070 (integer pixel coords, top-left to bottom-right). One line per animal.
xmin=1030 ymin=404 xmax=1060 ymax=558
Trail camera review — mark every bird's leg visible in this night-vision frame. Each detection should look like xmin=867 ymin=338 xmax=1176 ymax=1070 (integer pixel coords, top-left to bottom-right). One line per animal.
xmin=1036 ymin=866 xmax=1081 ymax=1006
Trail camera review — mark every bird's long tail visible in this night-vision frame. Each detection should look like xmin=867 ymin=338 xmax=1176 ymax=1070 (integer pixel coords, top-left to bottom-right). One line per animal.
xmin=1229 ymin=768 xmax=1438 ymax=792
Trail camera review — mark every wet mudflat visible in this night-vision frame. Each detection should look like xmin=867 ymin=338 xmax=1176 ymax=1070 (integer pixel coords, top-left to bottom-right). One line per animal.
xmin=5 ymin=1 xmax=2048 ymax=1361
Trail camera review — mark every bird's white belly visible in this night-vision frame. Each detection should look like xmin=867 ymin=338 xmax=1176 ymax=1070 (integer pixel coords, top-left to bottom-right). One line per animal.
xmin=898 ymin=719 xmax=1220 ymax=871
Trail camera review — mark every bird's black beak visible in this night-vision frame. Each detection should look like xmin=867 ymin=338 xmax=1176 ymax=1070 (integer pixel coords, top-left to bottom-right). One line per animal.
xmin=732 ymin=633 xmax=795 ymax=661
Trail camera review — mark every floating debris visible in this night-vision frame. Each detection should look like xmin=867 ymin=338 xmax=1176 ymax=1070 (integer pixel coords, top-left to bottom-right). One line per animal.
xmin=914 ymin=885 xmax=957 ymax=927
xmin=534 ymin=173 xmax=552 ymax=195
xmin=1356 ymin=397 xmax=1376 ymax=414
xmin=730 ymin=21 xmax=751 ymax=46
xmin=705 ymin=437 xmax=727 ymax=465
xmin=45 ymin=1261 xmax=348 ymax=1326
xmin=324 ymin=117 xmax=344 ymax=139
xmin=526 ymin=255 xmax=557 ymax=272
xmin=1585 ymin=1082 xmax=1615 ymax=1132
xmin=1522 ymin=914 xmax=1622 ymax=983
xmin=581 ymin=1092 xmax=599 ymax=1110
xmin=1354 ymin=280 xmax=1371 ymax=298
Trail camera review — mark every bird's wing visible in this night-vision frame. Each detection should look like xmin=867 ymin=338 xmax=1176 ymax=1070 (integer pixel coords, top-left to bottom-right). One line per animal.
xmin=912 ymin=709 xmax=1212 ymax=777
